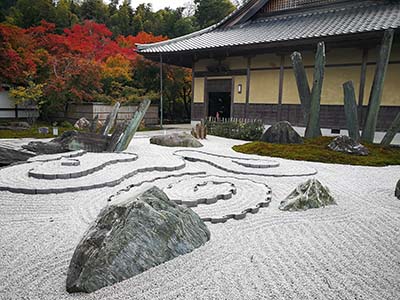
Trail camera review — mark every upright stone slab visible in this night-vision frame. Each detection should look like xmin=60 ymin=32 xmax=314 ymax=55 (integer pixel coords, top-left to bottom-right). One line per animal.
xmin=101 ymin=102 xmax=121 ymax=136
xmin=66 ymin=187 xmax=210 ymax=293
xmin=381 ymin=112 xmax=400 ymax=146
xmin=343 ymin=81 xmax=360 ymax=141
xmin=115 ymin=99 xmax=151 ymax=152
xmin=306 ymin=42 xmax=325 ymax=138
xmin=362 ymin=29 xmax=394 ymax=143
xmin=396 ymin=180 xmax=400 ymax=200
xmin=291 ymin=51 xmax=311 ymax=125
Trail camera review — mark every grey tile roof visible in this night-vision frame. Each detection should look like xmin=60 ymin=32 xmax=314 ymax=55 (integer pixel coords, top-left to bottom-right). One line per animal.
xmin=137 ymin=2 xmax=400 ymax=54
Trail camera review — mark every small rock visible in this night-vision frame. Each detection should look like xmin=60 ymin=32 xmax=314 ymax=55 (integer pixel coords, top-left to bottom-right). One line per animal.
xmin=396 ymin=180 xmax=400 ymax=199
xmin=260 ymin=121 xmax=303 ymax=144
xmin=66 ymin=187 xmax=210 ymax=293
xmin=328 ymin=136 xmax=368 ymax=156
xmin=150 ymin=132 xmax=203 ymax=148
xmin=74 ymin=118 xmax=91 ymax=130
xmin=280 ymin=179 xmax=336 ymax=211
xmin=38 ymin=127 xmax=49 ymax=134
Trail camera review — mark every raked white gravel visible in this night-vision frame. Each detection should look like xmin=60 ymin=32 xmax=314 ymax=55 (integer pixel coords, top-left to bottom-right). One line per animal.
xmin=0 ymin=133 xmax=399 ymax=300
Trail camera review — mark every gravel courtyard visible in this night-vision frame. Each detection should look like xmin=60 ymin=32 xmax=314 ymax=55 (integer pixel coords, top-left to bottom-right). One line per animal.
xmin=0 ymin=132 xmax=399 ymax=300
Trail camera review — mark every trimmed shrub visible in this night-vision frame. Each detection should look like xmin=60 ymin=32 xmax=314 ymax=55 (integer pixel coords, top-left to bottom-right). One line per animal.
xmin=206 ymin=120 xmax=264 ymax=141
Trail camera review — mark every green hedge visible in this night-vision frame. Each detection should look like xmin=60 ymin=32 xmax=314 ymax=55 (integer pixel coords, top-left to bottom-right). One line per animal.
xmin=206 ymin=120 xmax=264 ymax=141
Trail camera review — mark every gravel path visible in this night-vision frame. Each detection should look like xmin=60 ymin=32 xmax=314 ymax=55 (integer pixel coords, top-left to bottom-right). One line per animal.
xmin=0 ymin=135 xmax=399 ymax=300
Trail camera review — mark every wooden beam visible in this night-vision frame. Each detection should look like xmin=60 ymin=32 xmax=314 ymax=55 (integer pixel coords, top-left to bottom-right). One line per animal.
xmin=306 ymin=42 xmax=325 ymax=138
xmin=361 ymin=29 xmax=394 ymax=142
xmin=381 ymin=112 xmax=400 ymax=146
xmin=291 ymin=51 xmax=311 ymax=125
xmin=343 ymin=81 xmax=360 ymax=141
xmin=245 ymin=56 xmax=251 ymax=118
xmin=278 ymin=55 xmax=285 ymax=122
xmin=358 ymin=48 xmax=369 ymax=126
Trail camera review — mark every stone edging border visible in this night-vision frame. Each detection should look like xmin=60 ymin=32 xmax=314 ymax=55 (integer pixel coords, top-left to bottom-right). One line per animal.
xmin=173 ymin=150 xmax=317 ymax=178
xmin=107 ymin=171 xmax=208 ymax=202
xmin=166 ymin=180 xmax=237 ymax=208
xmin=28 ymin=150 xmax=87 ymax=162
xmin=0 ymin=160 xmax=187 ymax=195
xmin=164 ymin=174 xmax=273 ymax=224
xmin=28 ymin=153 xmax=139 ymax=180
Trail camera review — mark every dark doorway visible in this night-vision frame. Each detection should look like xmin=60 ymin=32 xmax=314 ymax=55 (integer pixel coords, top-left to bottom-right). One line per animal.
xmin=208 ymin=92 xmax=231 ymax=118
xmin=206 ymin=79 xmax=232 ymax=119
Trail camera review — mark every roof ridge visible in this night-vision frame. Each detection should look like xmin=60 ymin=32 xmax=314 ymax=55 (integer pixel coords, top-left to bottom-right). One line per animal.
xmin=251 ymin=1 xmax=381 ymax=24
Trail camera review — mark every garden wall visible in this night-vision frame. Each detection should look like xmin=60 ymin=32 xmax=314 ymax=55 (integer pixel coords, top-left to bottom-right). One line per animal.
xmin=53 ymin=102 xmax=159 ymax=126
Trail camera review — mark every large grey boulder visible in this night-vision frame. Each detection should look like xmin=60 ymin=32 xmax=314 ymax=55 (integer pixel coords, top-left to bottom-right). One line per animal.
xmin=0 ymin=147 xmax=34 ymax=167
xmin=328 ymin=135 xmax=369 ymax=156
xmin=66 ymin=187 xmax=210 ymax=293
xmin=396 ymin=180 xmax=400 ymax=199
xmin=260 ymin=121 xmax=303 ymax=144
xmin=280 ymin=179 xmax=336 ymax=211
xmin=150 ymin=132 xmax=203 ymax=148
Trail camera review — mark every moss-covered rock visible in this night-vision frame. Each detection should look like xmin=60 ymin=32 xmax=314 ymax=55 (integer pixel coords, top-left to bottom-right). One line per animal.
xmin=279 ymin=179 xmax=335 ymax=211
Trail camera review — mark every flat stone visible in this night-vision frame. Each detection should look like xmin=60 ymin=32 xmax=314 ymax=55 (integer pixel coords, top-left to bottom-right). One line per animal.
xmin=260 ymin=121 xmax=303 ymax=144
xmin=150 ymin=132 xmax=203 ymax=148
xmin=66 ymin=187 xmax=210 ymax=293
xmin=396 ymin=180 xmax=400 ymax=199
xmin=280 ymin=179 xmax=336 ymax=211
xmin=328 ymin=136 xmax=369 ymax=156
xmin=0 ymin=147 xmax=35 ymax=167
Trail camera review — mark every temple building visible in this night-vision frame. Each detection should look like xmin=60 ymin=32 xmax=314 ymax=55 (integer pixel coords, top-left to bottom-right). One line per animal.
xmin=137 ymin=0 xmax=400 ymax=131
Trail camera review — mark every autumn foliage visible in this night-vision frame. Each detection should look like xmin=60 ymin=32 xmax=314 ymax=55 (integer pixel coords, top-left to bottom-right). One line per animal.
xmin=0 ymin=20 xmax=168 ymax=117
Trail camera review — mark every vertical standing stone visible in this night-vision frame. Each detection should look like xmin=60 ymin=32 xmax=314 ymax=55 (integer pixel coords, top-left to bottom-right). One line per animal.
xmin=89 ymin=114 xmax=99 ymax=133
xmin=343 ymin=81 xmax=360 ymax=141
xmin=381 ymin=112 xmax=400 ymax=146
xmin=115 ymin=99 xmax=151 ymax=152
xmin=291 ymin=51 xmax=311 ymax=125
xmin=361 ymin=29 xmax=394 ymax=143
xmin=101 ymin=102 xmax=121 ymax=136
xmin=306 ymin=42 xmax=325 ymax=138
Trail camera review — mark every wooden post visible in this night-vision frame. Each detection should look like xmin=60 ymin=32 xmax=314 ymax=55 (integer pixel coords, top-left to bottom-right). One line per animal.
xmin=115 ymin=99 xmax=151 ymax=152
xmin=381 ymin=112 xmax=400 ymax=146
xmin=160 ymin=54 xmax=164 ymax=129
xmin=343 ymin=81 xmax=360 ymax=141
xmin=291 ymin=51 xmax=311 ymax=125
xmin=278 ymin=55 xmax=285 ymax=122
xmin=361 ymin=29 xmax=394 ymax=143
xmin=306 ymin=42 xmax=325 ymax=138
xmin=100 ymin=102 xmax=120 ymax=136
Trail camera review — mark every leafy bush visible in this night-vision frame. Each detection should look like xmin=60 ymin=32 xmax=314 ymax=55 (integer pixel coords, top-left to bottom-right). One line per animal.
xmin=206 ymin=120 xmax=264 ymax=141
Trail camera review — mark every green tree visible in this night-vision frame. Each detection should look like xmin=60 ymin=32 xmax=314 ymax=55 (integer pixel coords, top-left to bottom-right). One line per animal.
xmin=8 ymin=0 xmax=55 ymax=28
xmin=194 ymin=0 xmax=235 ymax=28
xmin=109 ymin=0 xmax=134 ymax=36
xmin=79 ymin=0 xmax=109 ymax=24
xmin=54 ymin=0 xmax=79 ymax=32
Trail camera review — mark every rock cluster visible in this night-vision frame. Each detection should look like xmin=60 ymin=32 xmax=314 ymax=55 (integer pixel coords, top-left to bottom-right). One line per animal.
xmin=0 ymin=147 xmax=34 ymax=167
xmin=328 ymin=136 xmax=369 ymax=156
xmin=150 ymin=132 xmax=203 ymax=148
xmin=280 ymin=179 xmax=336 ymax=211
xmin=74 ymin=117 xmax=91 ymax=130
xmin=66 ymin=187 xmax=210 ymax=293
xmin=260 ymin=121 xmax=303 ymax=144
